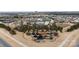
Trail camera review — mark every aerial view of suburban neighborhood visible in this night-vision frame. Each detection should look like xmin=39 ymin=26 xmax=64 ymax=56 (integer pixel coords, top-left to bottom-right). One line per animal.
xmin=0 ymin=11 xmax=79 ymax=47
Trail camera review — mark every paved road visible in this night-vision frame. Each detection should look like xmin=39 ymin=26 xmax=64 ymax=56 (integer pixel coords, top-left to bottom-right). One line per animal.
xmin=0 ymin=29 xmax=28 ymax=47
xmin=58 ymin=29 xmax=79 ymax=47
xmin=70 ymin=33 xmax=79 ymax=47
xmin=0 ymin=38 xmax=11 ymax=47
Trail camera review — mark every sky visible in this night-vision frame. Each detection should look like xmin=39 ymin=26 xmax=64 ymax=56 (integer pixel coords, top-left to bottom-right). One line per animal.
xmin=0 ymin=0 xmax=79 ymax=12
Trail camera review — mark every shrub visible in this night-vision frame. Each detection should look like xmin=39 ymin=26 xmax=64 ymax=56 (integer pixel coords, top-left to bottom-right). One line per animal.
xmin=0 ymin=24 xmax=16 ymax=35
xmin=26 ymin=32 xmax=31 ymax=35
xmin=67 ymin=23 xmax=79 ymax=32
xmin=10 ymin=30 xmax=16 ymax=35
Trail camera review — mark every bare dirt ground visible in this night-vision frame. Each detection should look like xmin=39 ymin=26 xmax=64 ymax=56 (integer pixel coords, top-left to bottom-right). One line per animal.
xmin=0 ymin=24 xmax=79 ymax=47
xmin=0 ymin=28 xmax=70 ymax=47
xmin=12 ymin=27 xmax=79 ymax=47
xmin=12 ymin=31 xmax=70 ymax=47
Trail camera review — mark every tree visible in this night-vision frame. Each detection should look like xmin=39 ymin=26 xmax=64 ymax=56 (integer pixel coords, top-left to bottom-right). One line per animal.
xmin=67 ymin=23 xmax=79 ymax=32
xmin=32 ymin=23 xmax=36 ymax=33
xmin=50 ymin=23 xmax=58 ymax=32
xmin=0 ymin=24 xmax=16 ymax=35
xmin=57 ymin=26 xmax=63 ymax=32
